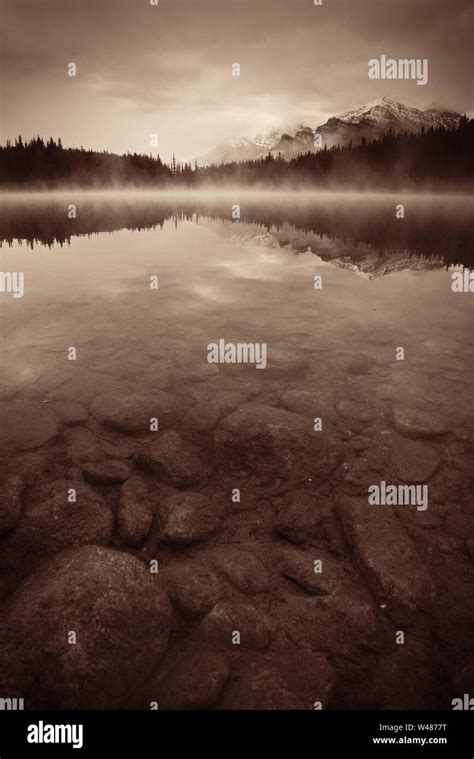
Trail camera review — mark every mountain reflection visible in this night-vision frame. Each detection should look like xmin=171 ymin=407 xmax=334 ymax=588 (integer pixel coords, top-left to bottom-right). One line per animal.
xmin=0 ymin=192 xmax=472 ymax=271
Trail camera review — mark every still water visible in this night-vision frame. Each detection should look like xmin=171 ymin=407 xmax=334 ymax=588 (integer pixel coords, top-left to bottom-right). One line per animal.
xmin=0 ymin=191 xmax=473 ymax=709
xmin=0 ymin=192 xmax=472 ymax=417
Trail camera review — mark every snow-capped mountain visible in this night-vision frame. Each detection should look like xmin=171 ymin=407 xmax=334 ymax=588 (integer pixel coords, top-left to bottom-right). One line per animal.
xmin=314 ymin=97 xmax=462 ymax=148
xmin=194 ymin=127 xmax=312 ymax=165
xmin=194 ymin=136 xmax=266 ymax=166
xmin=194 ymin=98 xmax=463 ymax=166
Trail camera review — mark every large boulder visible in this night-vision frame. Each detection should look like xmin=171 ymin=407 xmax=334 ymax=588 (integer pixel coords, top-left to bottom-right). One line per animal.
xmin=0 ymin=546 xmax=172 ymax=708
xmin=0 ymin=479 xmax=113 ymax=573
xmin=337 ymin=496 xmax=435 ymax=617
xmin=215 ymin=403 xmax=341 ymax=494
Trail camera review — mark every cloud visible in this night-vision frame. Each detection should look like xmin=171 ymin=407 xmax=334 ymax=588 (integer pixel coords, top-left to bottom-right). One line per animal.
xmin=2 ymin=0 xmax=472 ymax=160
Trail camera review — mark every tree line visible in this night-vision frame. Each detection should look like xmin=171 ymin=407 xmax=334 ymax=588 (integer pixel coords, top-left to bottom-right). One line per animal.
xmin=0 ymin=118 xmax=472 ymax=189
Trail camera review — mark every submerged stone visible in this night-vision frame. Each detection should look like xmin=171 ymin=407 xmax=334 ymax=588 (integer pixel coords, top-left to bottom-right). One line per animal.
xmin=337 ymin=496 xmax=435 ymax=616
xmin=392 ymin=439 xmax=441 ymax=483
xmin=209 ymin=547 xmax=270 ymax=595
xmin=90 ymin=390 xmax=178 ymax=434
xmin=117 ymin=477 xmax=153 ymax=547
xmin=0 ymin=546 xmax=172 ymax=708
xmin=215 ymin=403 xmax=341 ymax=493
xmin=159 ymin=561 xmax=224 ymax=617
xmin=158 ymin=492 xmax=218 ymax=544
xmin=81 ymin=459 xmax=132 ymax=484
xmin=1 ymin=479 xmax=113 ymax=569
xmin=393 ymin=406 xmax=449 ymax=438
xmin=199 ymin=600 xmax=271 ymax=650
xmin=134 ymin=431 xmax=209 ymax=487
xmin=0 ymin=401 xmax=58 ymax=452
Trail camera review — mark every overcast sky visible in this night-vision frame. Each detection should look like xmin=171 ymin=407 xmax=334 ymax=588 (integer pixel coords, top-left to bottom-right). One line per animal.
xmin=1 ymin=0 xmax=472 ymax=162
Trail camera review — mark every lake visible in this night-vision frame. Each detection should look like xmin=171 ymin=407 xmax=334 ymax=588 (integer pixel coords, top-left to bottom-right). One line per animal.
xmin=0 ymin=190 xmax=473 ymax=709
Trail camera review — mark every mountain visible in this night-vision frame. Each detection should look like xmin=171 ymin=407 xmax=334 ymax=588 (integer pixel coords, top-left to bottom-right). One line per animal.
xmin=314 ymin=97 xmax=462 ymax=148
xmin=206 ymin=219 xmax=445 ymax=280
xmin=194 ymin=97 xmax=463 ymax=165
xmin=194 ymin=136 xmax=268 ymax=166
xmin=194 ymin=127 xmax=312 ymax=165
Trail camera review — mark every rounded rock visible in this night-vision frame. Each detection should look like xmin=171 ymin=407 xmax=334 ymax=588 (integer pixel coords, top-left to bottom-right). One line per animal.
xmin=159 ymin=492 xmax=218 ymax=545
xmin=393 ymin=440 xmax=441 ymax=483
xmin=215 ymin=403 xmax=341 ymax=493
xmin=52 ymin=400 xmax=88 ymax=425
xmin=81 ymin=459 xmax=132 ymax=485
xmin=0 ymin=546 xmax=172 ymax=708
xmin=1 ymin=479 xmax=113 ymax=569
xmin=90 ymin=391 xmax=178 ymax=434
xmin=159 ymin=561 xmax=223 ymax=617
xmin=135 ymin=431 xmax=209 ymax=487
xmin=0 ymin=401 xmax=59 ymax=452
xmin=393 ymin=406 xmax=448 ymax=438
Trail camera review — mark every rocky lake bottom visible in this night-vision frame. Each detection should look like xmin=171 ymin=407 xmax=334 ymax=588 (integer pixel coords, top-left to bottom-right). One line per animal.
xmin=0 ymin=192 xmax=473 ymax=710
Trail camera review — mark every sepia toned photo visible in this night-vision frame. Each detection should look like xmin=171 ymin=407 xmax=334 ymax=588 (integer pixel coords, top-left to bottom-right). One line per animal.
xmin=0 ymin=0 xmax=473 ymax=745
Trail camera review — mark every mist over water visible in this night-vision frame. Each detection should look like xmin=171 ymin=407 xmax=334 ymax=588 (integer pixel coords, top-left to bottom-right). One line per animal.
xmin=1 ymin=190 xmax=473 ymax=264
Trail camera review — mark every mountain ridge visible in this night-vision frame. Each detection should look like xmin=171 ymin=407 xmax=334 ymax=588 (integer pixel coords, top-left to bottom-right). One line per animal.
xmin=194 ymin=97 xmax=463 ymax=166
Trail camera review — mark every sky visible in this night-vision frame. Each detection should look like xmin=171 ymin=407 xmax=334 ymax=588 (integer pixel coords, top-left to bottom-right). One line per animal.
xmin=1 ymin=0 xmax=473 ymax=163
